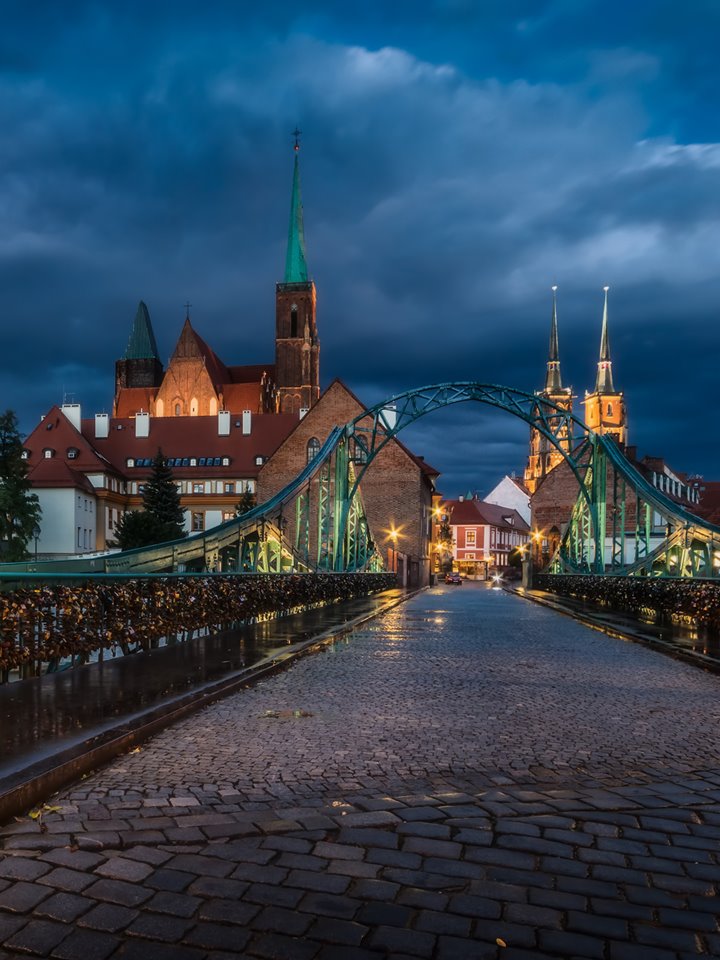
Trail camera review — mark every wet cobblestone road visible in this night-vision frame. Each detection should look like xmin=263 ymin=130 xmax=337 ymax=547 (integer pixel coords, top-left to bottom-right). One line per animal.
xmin=2 ymin=583 xmax=720 ymax=958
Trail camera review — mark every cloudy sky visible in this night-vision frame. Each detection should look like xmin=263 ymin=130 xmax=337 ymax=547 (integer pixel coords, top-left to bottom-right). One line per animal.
xmin=2 ymin=0 xmax=718 ymax=496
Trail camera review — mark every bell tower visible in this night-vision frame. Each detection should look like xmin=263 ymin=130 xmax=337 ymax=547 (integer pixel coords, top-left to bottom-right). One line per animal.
xmin=524 ymin=286 xmax=574 ymax=494
xmin=275 ymin=132 xmax=320 ymax=414
xmin=583 ymin=286 xmax=627 ymax=444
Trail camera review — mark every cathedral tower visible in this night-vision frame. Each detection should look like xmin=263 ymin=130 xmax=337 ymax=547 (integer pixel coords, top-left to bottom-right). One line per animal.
xmin=114 ymin=301 xmax=164 ymax=407
xmin=583 ymin=286 xmax=627 ymax=444
xmin=275 ymin=135 xmax=320 ymax=414
xmin=524 ymin=286 xmax=574 ymax=494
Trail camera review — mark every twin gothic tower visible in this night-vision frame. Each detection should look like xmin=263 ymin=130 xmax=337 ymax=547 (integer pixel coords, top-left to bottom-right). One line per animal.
xmin=113 ymin=144 xmax=320 ymax=419
xmin=524 ymin=286 xmax=628 ymax=494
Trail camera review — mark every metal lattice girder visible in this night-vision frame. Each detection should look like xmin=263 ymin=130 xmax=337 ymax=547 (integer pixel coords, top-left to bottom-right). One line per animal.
xmin=317 ymin=458 xmax=333 ymax=570
xmin=295 ymin=488 xmax=310 ymax=562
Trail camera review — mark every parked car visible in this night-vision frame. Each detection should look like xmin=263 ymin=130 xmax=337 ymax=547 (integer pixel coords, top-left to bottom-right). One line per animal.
xmin=445 ymin=572 xmax=463 ymax=584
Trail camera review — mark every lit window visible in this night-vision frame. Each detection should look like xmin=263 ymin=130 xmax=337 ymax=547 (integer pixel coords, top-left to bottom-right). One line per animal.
xmin=466 ymin=530 xmax=477 ymax=547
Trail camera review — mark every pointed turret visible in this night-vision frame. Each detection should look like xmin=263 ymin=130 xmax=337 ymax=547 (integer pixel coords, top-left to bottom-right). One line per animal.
xmin=524 ymin=285 xmax=575 ymax=495
xmin=276 ymin=132 xmax=320 ymax=414
xmin=114 ymin=301 xmax=164 ymax=411
xmin=124 ymin=301 xmax=160 ymax=361
xmin=583 ymin=285 xmax=627 ymax=444
xmin=595 ymin=285 xmax=615 ymax=393
xmin=284 ymin=149 xmax=309 ymax=284
xmin=544 ymin=285 xmax=563 ymax=393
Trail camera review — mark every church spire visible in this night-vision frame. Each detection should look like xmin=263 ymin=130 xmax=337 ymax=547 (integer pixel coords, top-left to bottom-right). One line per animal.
xmin=284 ymin=131 xmax=308 ymax=284
xmin=124 ymin=301 xmax=160 ymax=361
xmin=595 ymin=285 xmax=615 ymax=393
xmin=544 ymin=285 xmax=563 ymax=393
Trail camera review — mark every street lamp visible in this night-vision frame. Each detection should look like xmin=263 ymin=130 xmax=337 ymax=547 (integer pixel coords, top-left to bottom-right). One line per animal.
xmin=388 ymin=527 xmax=399 ymax=573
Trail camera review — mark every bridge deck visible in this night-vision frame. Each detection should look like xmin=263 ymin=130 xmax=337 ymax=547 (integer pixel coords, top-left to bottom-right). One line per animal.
xmin=2 ymin=583 xmax=720 ymax=957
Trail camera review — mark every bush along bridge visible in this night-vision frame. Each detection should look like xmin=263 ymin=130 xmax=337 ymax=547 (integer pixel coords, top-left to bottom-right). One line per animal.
xmin=1 ymin=382 xmax=720 ymax=677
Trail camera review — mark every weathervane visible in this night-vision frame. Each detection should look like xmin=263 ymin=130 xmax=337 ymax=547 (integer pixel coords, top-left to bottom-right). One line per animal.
xmin=292 ymin=127 xmax=302 ymax=152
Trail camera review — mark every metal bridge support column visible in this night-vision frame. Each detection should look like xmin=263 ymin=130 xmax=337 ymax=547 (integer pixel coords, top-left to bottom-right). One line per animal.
xmin=332 ymin=441 xmax=350 ymax=572
xmin=317 ymin=459 xmax=333 ymax=569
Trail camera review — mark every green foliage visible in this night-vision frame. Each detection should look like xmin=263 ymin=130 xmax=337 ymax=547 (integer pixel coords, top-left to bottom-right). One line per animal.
xmin=236 ymin=489 xmax=257 ymax=516
xmin=438 ymin=518 xmax=452 ymax=545
xmin=115 ymin=449 xmax=186 ymax=550
xmin=0 ymin=410 xmax=41 ymax=561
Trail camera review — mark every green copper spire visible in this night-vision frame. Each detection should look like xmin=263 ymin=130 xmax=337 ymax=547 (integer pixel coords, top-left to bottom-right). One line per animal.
xmin=544 ymin=285 xmax=563 ymax=393
xmin=124 ymin=301 xmax=160 ymax=360
xmin=284 ymin=138 xmax=309 ymax=284
xmin=595 ymin=285 xmax=615 ymax=393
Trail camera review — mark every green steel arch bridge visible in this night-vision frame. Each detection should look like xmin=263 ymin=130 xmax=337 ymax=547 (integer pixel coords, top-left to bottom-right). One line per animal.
xmin=2 ymin=383 xmax=719 ymax=580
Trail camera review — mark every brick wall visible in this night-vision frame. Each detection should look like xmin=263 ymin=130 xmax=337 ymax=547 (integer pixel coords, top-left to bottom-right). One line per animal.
xmin=259 ymin=380 xmax=434 ymax=586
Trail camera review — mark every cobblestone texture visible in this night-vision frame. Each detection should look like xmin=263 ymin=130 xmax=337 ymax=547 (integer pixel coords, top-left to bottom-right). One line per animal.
xmin=2 ymin=584 xmax=720 ymax=957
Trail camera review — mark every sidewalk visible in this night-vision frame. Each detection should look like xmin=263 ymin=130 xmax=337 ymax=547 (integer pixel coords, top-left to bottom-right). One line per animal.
xmin=1 ymin=582 xmax=719 ymax=958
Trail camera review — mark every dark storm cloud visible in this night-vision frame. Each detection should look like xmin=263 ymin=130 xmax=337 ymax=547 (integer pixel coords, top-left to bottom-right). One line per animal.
xmin=1 ymin=2 xmax=719 ymax=495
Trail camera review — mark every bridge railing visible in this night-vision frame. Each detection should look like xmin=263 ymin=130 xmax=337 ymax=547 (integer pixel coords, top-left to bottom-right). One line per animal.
xmin=0 ymin=572 xmax=396 ymax=683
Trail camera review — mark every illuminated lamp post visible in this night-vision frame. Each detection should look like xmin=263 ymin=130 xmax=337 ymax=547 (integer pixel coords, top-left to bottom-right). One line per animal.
xmin=388 ymin=528 xmax=399 ymax=573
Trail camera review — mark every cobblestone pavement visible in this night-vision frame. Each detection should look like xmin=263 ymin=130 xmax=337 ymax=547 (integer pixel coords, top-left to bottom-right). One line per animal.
xmin=2 ymin=583 xmax=720 ymax=959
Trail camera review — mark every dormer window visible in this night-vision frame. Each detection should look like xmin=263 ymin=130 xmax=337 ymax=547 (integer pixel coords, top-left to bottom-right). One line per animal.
xmin=255 ymin=455 xmax=264 ymax=466
xmin=126 ymin=457 xmax=135 ymax=468
xmin=43 ymin=448 xmax=54 ymax=459
xmin=67 ymin=447 xmax=79 ymax=460
xmin=21 ymin=449 xmax=29 ymax=460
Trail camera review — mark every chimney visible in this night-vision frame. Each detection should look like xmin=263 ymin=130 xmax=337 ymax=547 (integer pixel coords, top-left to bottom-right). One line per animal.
xmin=299 ymin=407 xmax=309 ymax=419
xmin=242 ymin=410 xmax=252 ymax=435
xmin=135 ymin=411 xmax=150 ymax=438
xmin=95 ymin=413 xmax=109 ymax=439
xmin=61 ymin=403 xmax=82 ymax=431
xmin=218 ymin=410 xmax=230 ymax=436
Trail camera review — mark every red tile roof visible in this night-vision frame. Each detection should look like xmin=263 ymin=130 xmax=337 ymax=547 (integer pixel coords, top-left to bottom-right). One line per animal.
xmin=446 ymin=498 xmax=530 ymax=533
xmin=80 ymin=412 xmax=298 ymax=479
xmin=28 ymin=457 xmax=97 ymax=494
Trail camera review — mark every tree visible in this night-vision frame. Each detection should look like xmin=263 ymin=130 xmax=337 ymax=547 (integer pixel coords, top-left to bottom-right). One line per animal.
xmin=115 ymin=449 xmax=186 ymax=550
xmin=236 ymin=489 xmax=257 ymax=516
xmin=0 ymin=410 xmax=41 ymax=560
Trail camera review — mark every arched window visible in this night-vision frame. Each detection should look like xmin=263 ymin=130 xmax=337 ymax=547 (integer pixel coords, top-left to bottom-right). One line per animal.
xmin=606 ymin=402 xmax=613 ymax=416
xmin=290 ymin=305 xmax=298 ymax=338
xmin=190 ymin=397 xmax=199 ymax=416
xmin=307 ymin=437 xmax=321 ymax=463
xmin=174 ymin=402 xmax=181 ymax=416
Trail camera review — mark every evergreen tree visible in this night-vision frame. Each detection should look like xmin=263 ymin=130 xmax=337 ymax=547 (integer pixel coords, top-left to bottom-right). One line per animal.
xmin=235 ymin=488 xmax=257 ymax=516
xmin=142 ymin=449 xmax=186 ymax=534
xmin=0 ymin=410 xmax=41 ymax=560
xmin=115 ymin=449 xmax=186 ymax=550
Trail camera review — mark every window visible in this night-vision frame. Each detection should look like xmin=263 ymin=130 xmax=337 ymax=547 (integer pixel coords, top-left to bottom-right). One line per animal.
xmin=21 ymin=450 xmax=29 ymax=460
xmin=466 ymin=530 xmax=477 ymax=547
xmin=192 ymin=512 xmax=204 ymax=532
xmin=199 ymin=458 xmax=206 ymax=466
xmin=175 ymin=403 xmax=181 ymax=416
xmin=222 ymin=457 xmax=230 ymax=466
xmin=126 ymin=457 xmax=135 ymax=468
xmin=224 ymin=482 xmax=235 ymax=494
xmin=43 ymin=448 xmax=54 ymax=459
xmin=181 ymin=457 xmax=190 ymax=467
xmin=190 ymin=458 xmax=197 ymax=467
xmin=290 ymin=305 xmax=298 ymax=338
xmin=213 ymin=457 xmax=222 ymax=466
xmin=193 ymin=482 xmax=204 ymax=494
xmin=607 ymin=403 xmax=613 ymax=416
xmin=307 ymin=438 xmax=321 ymax=463
xmin=67 ymin=447 xmax=79 ymax=459
xmin=255 ymin=455 xmax=264 ymax=466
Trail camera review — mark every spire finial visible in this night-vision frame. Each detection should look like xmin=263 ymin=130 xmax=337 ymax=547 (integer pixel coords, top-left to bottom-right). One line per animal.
xmin=184 ymin=301 xmax=192 ymax=321
xmin=595 ymin=284 xmax=615 ymax=392
xmin=544 ymin=284 xmax=562 ymax=393
xmin=284 ymin=136 xmax=309 ymax=283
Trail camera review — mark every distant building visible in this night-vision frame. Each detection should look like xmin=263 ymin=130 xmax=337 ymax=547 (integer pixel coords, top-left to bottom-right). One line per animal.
xmin=445 ymin=496 xmax=530 ymax=578
xmin=485 ymin=475 xmax=531 ymax=525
